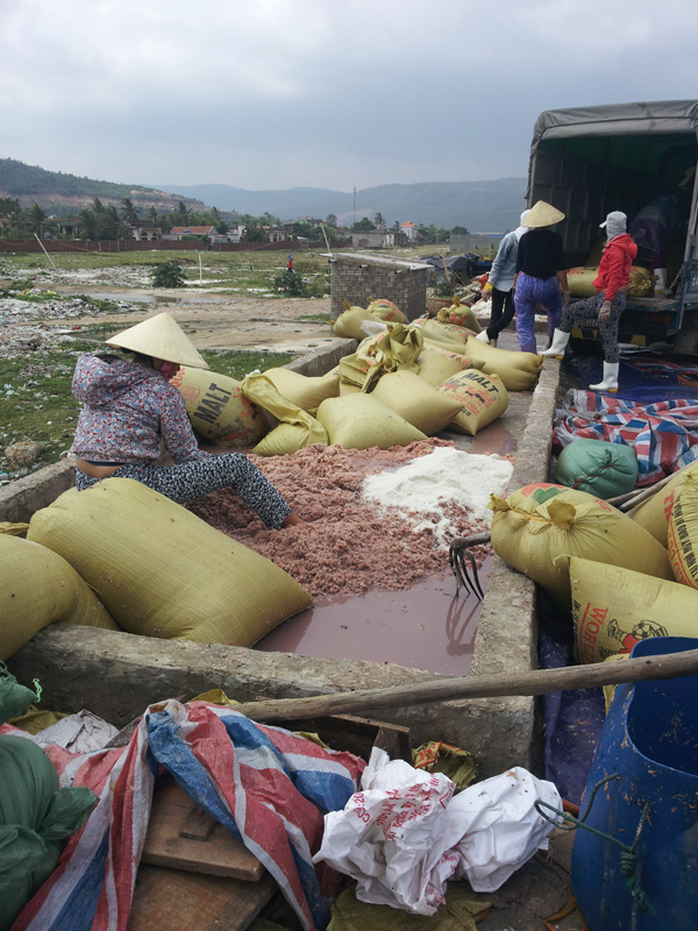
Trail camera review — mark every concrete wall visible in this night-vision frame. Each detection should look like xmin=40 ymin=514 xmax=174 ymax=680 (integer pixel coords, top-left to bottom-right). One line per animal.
xmin=329 ymin=256 xmax=429 ymax=322
xmin=3 ymin=343 xmax=560 ymax=778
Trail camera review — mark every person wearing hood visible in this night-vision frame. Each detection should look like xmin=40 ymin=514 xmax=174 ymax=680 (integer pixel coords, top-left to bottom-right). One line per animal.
xmin=541 ymin=211 xmax=638 ymax=393
xmin=70 ymin=312 xmax=302 ymax=529
xmin=512 ymin=200 xmax=570 ymax=355
xmin=475 ymin=209 xmax=530 ymax=347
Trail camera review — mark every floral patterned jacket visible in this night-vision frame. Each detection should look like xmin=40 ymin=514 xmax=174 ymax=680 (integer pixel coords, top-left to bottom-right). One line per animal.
xmin=71 ymin=353 xmax=207 ymax=464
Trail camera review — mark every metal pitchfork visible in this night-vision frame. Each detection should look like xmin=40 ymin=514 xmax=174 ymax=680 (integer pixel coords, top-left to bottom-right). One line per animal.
xmin=448 ymin=532 xmax=491 ymax=601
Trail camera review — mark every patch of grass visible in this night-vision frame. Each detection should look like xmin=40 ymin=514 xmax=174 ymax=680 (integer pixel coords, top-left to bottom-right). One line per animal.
xmin=199 ymin=351 xmax=295 ymax=380
xmin=0 ymin=341 xmax=98 ymax=469
xmin=294 ymin=313 xmax=331 ymax=323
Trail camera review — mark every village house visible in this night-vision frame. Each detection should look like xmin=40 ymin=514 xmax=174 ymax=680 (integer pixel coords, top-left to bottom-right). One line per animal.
xmin=129 ymin=222 xmax=161 ymax=242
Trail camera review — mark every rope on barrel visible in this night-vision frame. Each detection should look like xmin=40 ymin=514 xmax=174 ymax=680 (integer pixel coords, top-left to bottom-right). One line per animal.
xmin=535 ymin=774 xmax=655 ymax=915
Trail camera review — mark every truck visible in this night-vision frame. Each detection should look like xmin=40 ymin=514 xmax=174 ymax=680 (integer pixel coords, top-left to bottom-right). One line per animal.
xmin=526 ymin=100 xmax=698 ymax=354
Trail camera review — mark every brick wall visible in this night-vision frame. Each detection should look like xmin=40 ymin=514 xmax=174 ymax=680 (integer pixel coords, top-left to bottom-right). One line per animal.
xmin=329 ymin=258 xmax=428 ymax=321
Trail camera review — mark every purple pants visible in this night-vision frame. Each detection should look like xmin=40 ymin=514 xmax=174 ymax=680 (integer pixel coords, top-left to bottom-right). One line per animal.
xmin=514 ymin=273 xmax=563 ymax=354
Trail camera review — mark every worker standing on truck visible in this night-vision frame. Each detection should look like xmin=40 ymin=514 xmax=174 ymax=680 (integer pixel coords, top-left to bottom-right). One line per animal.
xmin=70 ymin=312 xmax=302 ymax=528
xmin=541 ymin=211 xmax=638 ymax=393
xmin=513 ymin=201 xmax=570 ymax=354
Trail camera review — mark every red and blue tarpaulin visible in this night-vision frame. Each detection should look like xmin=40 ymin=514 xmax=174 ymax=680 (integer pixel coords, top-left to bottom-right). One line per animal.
xmin=6 ymin=700 xmax=364 ymax=931
xmin=554 ymin=389 xmax=698 ymax=486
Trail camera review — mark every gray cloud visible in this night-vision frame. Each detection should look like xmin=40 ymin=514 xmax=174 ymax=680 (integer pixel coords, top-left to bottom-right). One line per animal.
xmin=1 ymin=0 xmax=696 ymax=191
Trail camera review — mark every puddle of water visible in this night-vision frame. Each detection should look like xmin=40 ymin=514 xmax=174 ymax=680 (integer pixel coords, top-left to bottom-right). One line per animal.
xmin=255 ymin=557 xmax=493 ymax=676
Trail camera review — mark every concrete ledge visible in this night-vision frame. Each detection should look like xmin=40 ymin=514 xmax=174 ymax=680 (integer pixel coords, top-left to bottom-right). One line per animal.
xmin=0 ymin=460 xmax=75 ymax=523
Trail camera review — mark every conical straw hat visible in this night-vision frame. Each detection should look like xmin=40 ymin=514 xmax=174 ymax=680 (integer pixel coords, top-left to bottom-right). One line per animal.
xmin=521 ymin=200 xmax=566 ymax=229
xmin=105 ymin=313 xmax=209 ymax=369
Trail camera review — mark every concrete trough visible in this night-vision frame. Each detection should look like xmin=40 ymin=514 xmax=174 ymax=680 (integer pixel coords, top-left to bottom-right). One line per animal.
xmin=3 ymin=337 xmax=560 ymax=778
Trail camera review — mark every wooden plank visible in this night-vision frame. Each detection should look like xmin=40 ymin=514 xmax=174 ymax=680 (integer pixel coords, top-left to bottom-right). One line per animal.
xmin=126 ymin=864 xmax=277 ymax=931
xmin=140 ymin=775 xmax=265 ymax=881
xmin=275 ymin=713 xmax=412 ymax=762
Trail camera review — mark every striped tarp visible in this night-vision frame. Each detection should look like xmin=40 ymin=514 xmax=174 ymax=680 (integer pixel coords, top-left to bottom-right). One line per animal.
xmin=8 ymin=700 xmax=364 ymax=931
xmin=554 ymin=390 xmax=698 ymax=486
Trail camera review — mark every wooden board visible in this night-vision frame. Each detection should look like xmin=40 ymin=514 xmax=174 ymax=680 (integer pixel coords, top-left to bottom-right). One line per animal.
xmin=140 ymin=774 xmax=265 ymax=881
xmin=276 ymin=713 xmax=412 ymax=763
xmin=126 ymin=864 xmax=277 ymax=931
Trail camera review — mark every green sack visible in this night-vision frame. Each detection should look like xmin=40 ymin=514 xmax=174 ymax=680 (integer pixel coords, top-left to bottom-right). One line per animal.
xmin=555 ymin=439 xmax=639 ymax=499
xmin=0 ymin=735 xmax=97 ymax=931
xmin=0 ymin=663 xmax=41 ymax=726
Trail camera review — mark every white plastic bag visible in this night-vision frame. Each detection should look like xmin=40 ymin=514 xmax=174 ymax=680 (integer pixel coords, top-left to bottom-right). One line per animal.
xmin=313 ymin=749 xmax=562 ymax=915
xmin=32 ymin=709 xmax=119 ymax=753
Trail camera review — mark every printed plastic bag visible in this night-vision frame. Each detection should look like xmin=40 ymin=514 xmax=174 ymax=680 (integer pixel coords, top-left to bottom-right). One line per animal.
xmin=313 ymin=749 xmax=561 ymax=915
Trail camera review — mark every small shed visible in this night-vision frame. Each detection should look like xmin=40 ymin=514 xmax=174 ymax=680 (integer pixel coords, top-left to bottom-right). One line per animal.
xmin=326 ymin=253 xmax=432 ymax=321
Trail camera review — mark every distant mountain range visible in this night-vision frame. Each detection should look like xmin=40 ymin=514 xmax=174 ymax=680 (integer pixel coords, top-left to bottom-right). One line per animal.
xmin=151 ymin=179 xmax=527 ymax=231
xmin=0 ymin=158 xmax=527 ymax=231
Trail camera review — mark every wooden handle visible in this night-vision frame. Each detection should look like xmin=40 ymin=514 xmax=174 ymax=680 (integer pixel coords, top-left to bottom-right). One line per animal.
xmin=232 ymin=649 xmax=698 ymax=723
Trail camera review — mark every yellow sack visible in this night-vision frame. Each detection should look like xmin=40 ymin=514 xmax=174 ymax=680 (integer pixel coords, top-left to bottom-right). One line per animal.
xmin=630 ymin=462 xmax=698 ymax=546
xmin=366 ymin=298 xmax=406 ymax=323
xmin=567 ymin=267 xmax=599 ymax=298
xmin=242 ymin=373 xmax=328 ymax=456
xmin=421 ymin=334 xmax=475 ymax=356
xmin=464 ymin=337 xmax=543 ymax=392
xmin=339 ymin=323 xmax=423 ymax=391
xmin=568 ymin=265 xmax=655 ymax=300
xmin=418 ymin=319 xmax=471 ymax=345
xmin=416 ymin=346 xmax=473 ymax=387
xmin=435 ymin=295 xmax=482 ymax=332
xmin=171 ymin=366 xmax=269 ymax=447
xmin=626 ymin=266 xmax=655 ymax=297
xmin=667 ymin=473 xmax=698 ymax=587
xmin=332 ymin=303 xmax=375 ymax=339
xmin=437 ymin=370 xmax=509 ymax=436
xmin=490 ymin=483 xmax=674 ymax=610
xmin=261 ymin=367 xmax=339 ymax=415
xmin=569 ymin=555 xmax=698 ymax=664
xmin=27 ymin=480 xmax=313 ymax=646
xmin=371 ymin=369 xmax=463 ymax=435
xmin=0 ymin=534 xmax=117 ymax=661
xmin=316 ymin=394 xmax=427 ymax=450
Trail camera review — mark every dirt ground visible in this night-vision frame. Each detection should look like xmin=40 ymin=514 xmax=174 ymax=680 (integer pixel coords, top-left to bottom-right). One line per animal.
xmin=47 ymin=285 xmax=338 ymax=355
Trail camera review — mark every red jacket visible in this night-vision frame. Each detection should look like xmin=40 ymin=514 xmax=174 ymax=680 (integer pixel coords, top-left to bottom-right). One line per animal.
xmin=593 ymin=233 xmax=638 ymax=303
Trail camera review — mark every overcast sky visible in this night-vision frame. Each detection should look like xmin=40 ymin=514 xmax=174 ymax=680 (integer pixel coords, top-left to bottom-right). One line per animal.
xmin=2 ymin=0 xmax=697 ymax=194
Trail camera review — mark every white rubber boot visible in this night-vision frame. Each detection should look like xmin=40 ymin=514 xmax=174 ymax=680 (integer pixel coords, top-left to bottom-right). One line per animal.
xmin=540 ymin=329 xmax=571 ymax=358
xmin=475 ymin=330 xmax=491 ymax=344
xmin=589 ymin=362 xmax=619 ymax=393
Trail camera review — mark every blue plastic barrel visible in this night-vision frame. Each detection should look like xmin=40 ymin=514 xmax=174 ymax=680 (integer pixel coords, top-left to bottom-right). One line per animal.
xmin=571 ymin=636 xmax=698 ymax=929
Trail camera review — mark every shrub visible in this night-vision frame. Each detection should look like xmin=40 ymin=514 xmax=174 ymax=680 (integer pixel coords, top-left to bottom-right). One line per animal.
xmin=150 ymin=260 xmax=186 ymax=288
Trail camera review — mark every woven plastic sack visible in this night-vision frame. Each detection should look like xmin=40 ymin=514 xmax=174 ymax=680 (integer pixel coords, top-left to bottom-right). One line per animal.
xmin=490 ymin=483 xmax=674 ymax=610
xmin=242 ymin=373 xmax=328 ymax=456
xmin=567 ymin=267 xmax=599 ymax=298
xmin=435 ymin=296 xmax=482 ymax=333
xmin=0 ymin=734 xmax=97 ymax=931
xmin=569 ymin=555 xmax=698 ymax=663
xmin=339 ymin=324 xmax=423 ymax=392
xmin=170 ymin=365 xmax=269 ymax=447
xmin=0 ymin=534 xmax=117 ymax=661
xmin=437 ymin=369 xmax=509 ymax=436
xmin=630 ymin=461 xmax=698 ymax=546
xmin=333 ymin=303 xmax=375 ymax=339
xmin=555 ymin=439 xmax=639 ymax=499
xmin=0 ymin=664 xmax=41 ymax=726
xmin=262 ymin=367 xmax=339 ymax=415
xmin=27 ymin=479 xmax=313 ymax=646
xmin=464 ymin=337 xmax=543 ymax=392
xmin=317 ymin=394 xmax=427 ymax=450
xmin=668 ymin=474 xmax=698 ymax=588
xmin=371 ymin=370 xmax=463 ymax=435
xmin=626 ymin=266 xmax=655 ymax=297
xmin=418 ymin=319 xmax=471 ymax=344
xmin=366 ymin=298 xmax=406 ymax=323
xmin=416 ymin=346 xmax=473 ymax=387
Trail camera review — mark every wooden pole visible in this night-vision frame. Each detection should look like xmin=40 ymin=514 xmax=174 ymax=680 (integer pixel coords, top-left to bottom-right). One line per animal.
xmin=232 ymin=648 xmax=698 ymax=723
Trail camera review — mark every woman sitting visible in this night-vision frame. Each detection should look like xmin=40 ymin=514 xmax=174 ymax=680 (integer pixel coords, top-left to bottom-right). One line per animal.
xmin=71 ymin=312 xmax=301 ymax=529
